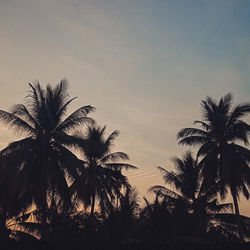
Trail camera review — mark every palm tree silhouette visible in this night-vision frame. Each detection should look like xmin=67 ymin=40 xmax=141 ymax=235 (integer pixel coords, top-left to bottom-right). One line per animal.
xmin=150 ymin=151 xmax=232 ymax=238
xmin=0 ymin=80 xmax=94 ymax=233
xmin=70 ymin=125 xmax=137 ymax=217
xmin=100 ymin=187 xmax=139 ymax=247
xmin=177 ymin=93 xmax=250 ymax=241
xmin=140 ymin=194 xmax=175 ymax=244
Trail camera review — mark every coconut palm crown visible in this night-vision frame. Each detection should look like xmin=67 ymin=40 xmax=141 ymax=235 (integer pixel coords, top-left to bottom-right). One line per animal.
xmin=70 ymin=125 xmax=137 ymax=216
xmin=177 ymin=93 xmax=250 ymax=240
xmin=150 ymin=151 xmax=232 ymax=217
xmin=150 ymin=151 xmax=232 ymax=238
xmin=0 ymin=80 xmax=95 ymax=218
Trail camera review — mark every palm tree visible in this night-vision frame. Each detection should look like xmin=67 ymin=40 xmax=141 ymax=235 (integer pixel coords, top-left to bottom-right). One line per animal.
xmin=100 ymin=187 xmax=140 ymax=247
xmin=177 ymin=93 xmax=250 ymax=240
xmin=0 ymin=80 xmax=94 ymax=232
xmin=139 ymin=195 xmax=175 ymax=244
xmin=70 ymin=125 xmax=137 ymax=217
xmin=150 ymin=151 xmax=232 ymax=238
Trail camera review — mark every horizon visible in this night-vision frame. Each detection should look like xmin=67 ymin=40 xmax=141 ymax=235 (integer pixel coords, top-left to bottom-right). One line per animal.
xmin=0 ymin=0 xmax=249 ymax=217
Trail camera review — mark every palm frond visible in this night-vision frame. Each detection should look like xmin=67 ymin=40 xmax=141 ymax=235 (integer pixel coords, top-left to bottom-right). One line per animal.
xmin=201 ymin=96 xmax=217 ymax=122
xmin=214 ymin=203 xmax=233 ymax=213
xmin=100 ymin=152 xmax=129 ymax=163
xmin=104 ymin=163 xmax=137 ymax=170
xmin=105 ymin=130 xmax=120 ymax=148
xmin=10 ymin=210 xmax=37 ymax=224
xmin=26 ymin=83 xmax=43 ymax=119
xmin=229 ymin=143 xmax=250 ymax=162
xmin=57 ymin=105 xmax=95 ymax=132
xmin=194 ymin=120 xmax=211 ymax=130
xmin=0 ymin=110 xmax=35 ymax=136
xmin=158 ymin=166 xmax=183 ymax=190
xmin=227 ymin=120 xmax=250 ymax=144
xmin=149 ymin=185 xmax=183 ymax=200
xmin=177 ymin=127 xmax=208 ymax=139
xmin=0 ymin=137 xmax=34 ymax=158
xmin=45 ymin=79 xmax=75 ymax=125
xmin=218 ymin=93 xmax=233 ymax=115
xmin=57 ymin=97 xmax=77 ymax=119
xmin=11 ymin=104 xmax=39 ymax=129
xmin=197 ymin=141 xmax=217 ymax=158
xmin=207 ymin=199 xmax=232 ymax=213
xmin=178 ymin=135 xmax=208 ymax=146
xmin=229 ymin=103 xmax=250 ymax=123
xmin=52 ymin=143 xmax=81 ymax=182
xmin=16 ymin=222 xmax=44 ymax=237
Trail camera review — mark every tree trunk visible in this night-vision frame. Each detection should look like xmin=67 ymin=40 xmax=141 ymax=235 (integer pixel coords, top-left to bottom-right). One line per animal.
xmin=90 ymin=189 xmax=96 ymax=217
xmin=0 ymin=213 xmax=9 ymax=241
xmin=40 ymin=139 xmax=48 ymax=240
xmin=231 ymin=187 xmax=244 ymax=242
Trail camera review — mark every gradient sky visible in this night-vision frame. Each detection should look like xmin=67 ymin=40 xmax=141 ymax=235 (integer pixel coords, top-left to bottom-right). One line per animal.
xmin=0 ymin=0 xmax=249 ymax=215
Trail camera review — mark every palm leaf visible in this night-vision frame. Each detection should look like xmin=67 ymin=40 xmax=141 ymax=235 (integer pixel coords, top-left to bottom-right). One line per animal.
xmin=229 ymin=103 xmax=250 ymax=122
xmin=149 ymin=185 xmax=183 ymax=200
xmin=57 ymin=105 xmax=95 ymax=132
xmin=207 ymin=200 xmax=232 ymax=213
xmin=100 ymin=152 xmax=129 ymax=163
xmin=178 ymin=135 xmax=208 ymax=146
xmin=11 ymin=104 xmax=39 ymax=129
xmin=104 ymin=163 xmax=137 ymax=170
xmin=157 ymin=166 xmax=183 ymax=190
xmin=218 ymin=92 xmax=233 ymax=115
xmin=105 ymin=130 xmax=120 ymax=148
xmin=194 ymin=120 xmax=211 ymax=130
xmin=227 ymin=120 xmax=250 ymax=144
xmin=177 ymin=127 xmax=208 ymax=139
xmin=26 ymin=83 xmax=43 ymax=119
xmin=0 ymin=110 xmax=35 ymax=136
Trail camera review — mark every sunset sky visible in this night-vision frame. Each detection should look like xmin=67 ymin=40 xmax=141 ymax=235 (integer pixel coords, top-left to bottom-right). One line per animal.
xmin=0 ymin=0 xmax=249 ymax=215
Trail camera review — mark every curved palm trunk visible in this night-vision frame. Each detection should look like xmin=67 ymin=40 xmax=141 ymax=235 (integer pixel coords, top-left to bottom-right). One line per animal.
xmin=230 ymin=187 xmax=244 ymax=242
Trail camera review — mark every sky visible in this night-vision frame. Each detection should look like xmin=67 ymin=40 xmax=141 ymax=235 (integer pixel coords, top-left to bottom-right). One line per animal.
xmin=0 ymin=0 xmax=249 ymax=215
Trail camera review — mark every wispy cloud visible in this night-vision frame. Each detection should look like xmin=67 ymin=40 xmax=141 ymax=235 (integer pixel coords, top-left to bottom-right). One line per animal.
xmin=0 ymin=0 xmax=249 ymax=214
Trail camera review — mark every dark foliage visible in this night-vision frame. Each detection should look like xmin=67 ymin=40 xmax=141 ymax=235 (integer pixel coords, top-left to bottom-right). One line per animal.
xmin=0 ymin=85 xmax=249 ymax=249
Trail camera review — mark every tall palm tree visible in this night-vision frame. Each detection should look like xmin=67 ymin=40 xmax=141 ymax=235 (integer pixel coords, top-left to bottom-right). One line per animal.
xmin=150 ymin=151 xmax=232 ymax=238
xmin=70 ymin=125 xmax=137 ymax=216
xmin=177 ymin=93 xmax=250 ymax=240
xmin=0 ymin=80 xmax=94 ymax=229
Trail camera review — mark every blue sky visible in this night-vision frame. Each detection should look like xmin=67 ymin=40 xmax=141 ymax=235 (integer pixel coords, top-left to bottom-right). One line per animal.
xmin=0 ymin=0 xmax=249 ymax=214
